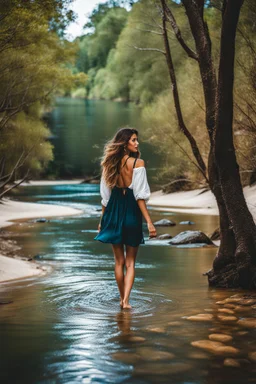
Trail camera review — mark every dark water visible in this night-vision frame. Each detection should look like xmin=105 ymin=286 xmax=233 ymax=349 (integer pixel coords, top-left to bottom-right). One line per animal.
xmin=45 ymin=98 xmax=161 ymax=183
xmin=1 ymin=184 xmax=256 ymax=384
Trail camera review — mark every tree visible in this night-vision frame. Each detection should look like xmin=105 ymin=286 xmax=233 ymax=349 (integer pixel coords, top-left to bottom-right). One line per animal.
xmin=158 ymin=0 xmax=256 ymax=288
xmin=0 ymin=0 xmax=87 ymax=198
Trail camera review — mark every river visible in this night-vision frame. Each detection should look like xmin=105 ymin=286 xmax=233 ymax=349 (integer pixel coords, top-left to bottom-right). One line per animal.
xmin=0 ymin=99 xmax=255 ymax=384
xmin=44 ymin=98 xmax=161 ymax=185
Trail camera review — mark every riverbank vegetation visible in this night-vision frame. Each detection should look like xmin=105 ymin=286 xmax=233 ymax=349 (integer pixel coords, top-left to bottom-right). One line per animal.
xmin=74 ymin=0 xmax=255 ymax=192
xmin=0 ymin=0 xmax=87 ymax=198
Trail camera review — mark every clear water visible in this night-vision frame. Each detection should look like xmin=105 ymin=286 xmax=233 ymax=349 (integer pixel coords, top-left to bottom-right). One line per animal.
xmin=45 ymin=98 xmax=162 ymax=183
xmin=1 ymin=184 xmax=256 ymax=384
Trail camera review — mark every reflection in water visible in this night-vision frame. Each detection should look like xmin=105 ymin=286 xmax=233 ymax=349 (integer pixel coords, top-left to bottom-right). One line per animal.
xmin=116 ymin=310 xmax=132 ymax=337
xmin=1 ymin=184 xmax=256 ymax=383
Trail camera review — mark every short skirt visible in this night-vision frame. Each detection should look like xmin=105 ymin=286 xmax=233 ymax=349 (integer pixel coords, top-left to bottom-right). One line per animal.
xmin=94 ymin=186 xmax=144 ymax=247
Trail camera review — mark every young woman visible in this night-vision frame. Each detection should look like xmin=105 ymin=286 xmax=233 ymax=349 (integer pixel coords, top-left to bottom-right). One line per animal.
xmin=94 ymin=128 xmax=157 ymax=309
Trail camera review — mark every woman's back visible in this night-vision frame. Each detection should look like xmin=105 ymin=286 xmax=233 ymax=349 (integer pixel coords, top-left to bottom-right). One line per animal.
xmin=116 ymin=155 xmax=144 ymax=188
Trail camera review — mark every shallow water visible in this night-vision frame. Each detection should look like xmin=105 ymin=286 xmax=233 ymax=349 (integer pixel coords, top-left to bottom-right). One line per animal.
xmin=1 ymin=184 xmax=256 ymax=384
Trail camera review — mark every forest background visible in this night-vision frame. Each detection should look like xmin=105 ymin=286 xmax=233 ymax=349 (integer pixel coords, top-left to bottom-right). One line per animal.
xmin=0 ymin=0 xmax=255 ymax=196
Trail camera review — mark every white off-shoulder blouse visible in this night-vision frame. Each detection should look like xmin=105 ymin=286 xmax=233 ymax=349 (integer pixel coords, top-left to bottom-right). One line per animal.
xmin=100 ymin=167 xmax=151 ymax=207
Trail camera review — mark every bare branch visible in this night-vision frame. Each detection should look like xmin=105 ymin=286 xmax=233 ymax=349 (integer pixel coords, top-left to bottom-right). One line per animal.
xmin=237 ymin=27 xmax=256 ymax=56
xmin=161 ymin=0 xmax=199 ymax=61
xmin=129 ymin=44 xmax=166 ymax=55
xmin=0 ymin=151 xmax=26 ymax=190
xmin=169 ymin=133 xmax=209 ymax=183
xmin=0 ymin=169 xmax=30 ymax=200
xmin=159 ymin=0 xmax=208 ymax=181
xmin=135 ymin=27 xmax=163 ymax=35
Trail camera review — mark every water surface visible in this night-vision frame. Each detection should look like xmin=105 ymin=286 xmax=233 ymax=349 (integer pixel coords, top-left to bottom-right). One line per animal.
xmin=45 ymin=98 xmax=161 ymax=184
xmin=1 ymin=184 xmax=255 ymax=384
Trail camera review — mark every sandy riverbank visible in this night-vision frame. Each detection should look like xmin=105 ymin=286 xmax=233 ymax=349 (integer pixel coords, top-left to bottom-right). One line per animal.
xmin=20 ymin=179 xmax=85 ymax=186
xmin=148 ymin=184 xmax=256 ymax=221
xmin=0 ymin=197 xmax=83 ymax=283
xmin=2 ymin=179 xmax=256 ymax=283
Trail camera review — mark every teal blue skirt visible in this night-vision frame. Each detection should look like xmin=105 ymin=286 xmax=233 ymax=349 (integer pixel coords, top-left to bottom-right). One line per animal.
xmin=94 ymin=186 xmax=144 ymax=247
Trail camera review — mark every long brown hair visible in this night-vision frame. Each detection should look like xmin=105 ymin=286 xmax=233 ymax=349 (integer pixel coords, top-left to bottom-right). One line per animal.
xmin=101 ymin=127 xmax=140 ymax=188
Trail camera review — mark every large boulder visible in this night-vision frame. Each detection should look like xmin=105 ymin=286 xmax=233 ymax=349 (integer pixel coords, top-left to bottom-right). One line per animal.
xmin=168 ymin=230 xmax=213 ymax=245
xmin=153 ymin=219 xmax=176 ymax=227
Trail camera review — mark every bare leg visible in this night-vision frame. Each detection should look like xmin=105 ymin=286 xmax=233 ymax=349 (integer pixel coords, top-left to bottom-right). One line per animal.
xmin=112 ymin=244 xmax=125 ymax=307
xmin=123 ymin=245 xmax=139 ymax=309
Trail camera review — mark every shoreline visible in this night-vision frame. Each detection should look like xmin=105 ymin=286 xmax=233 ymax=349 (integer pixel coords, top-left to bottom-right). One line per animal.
xmin=148 ymin=188 xmax=218 ymax=216
xmin=2 ymin=179 xmax=256 ymax=284
xmin=19 ymin=179 xmax=85 ymax=186
xmin=148 ymin=184 xmax=256 ymax=221
xmin=0 ymin=195 xmax=83 ymax=283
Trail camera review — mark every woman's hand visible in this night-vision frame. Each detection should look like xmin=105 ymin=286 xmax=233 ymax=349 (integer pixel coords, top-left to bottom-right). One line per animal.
xmin=147 ymin=222 xmax=157 ymax=238
xmin=98 ymin=222 xmax=101 ymax=232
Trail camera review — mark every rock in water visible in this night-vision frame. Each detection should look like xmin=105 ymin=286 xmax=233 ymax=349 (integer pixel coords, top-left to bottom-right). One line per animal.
xmin=209 ymin=334 xmax=233 ymax=343
xmin=153 ymin=219 xmax=176 ymax=226
xmin=186 ymin=313 xmax=213 ymax=322
xmin=248 ymin=352 xmax=256 ymax=362
xmin=179 ymin=221 xmax=195 ymax=225
xmin=35 ymin=218 xmax=49 ymax=223
xmin=237 ymin=318 xmax=256 ymax=328
xmin=152 ymin=233 xmax=173 ymax=240
xmin=223 ymin=358 xmax=241 ymax=367
xmin=191 ymin=340 xmax=239 ymax=355
xmin=0 ymin=300 xmax=13 ymax=305
xmin=168 ymin=230 xmax=213 ymax=245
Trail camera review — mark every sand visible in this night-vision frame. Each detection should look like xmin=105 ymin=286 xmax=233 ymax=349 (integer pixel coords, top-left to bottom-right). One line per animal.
xmin=0 ymin=197 xmax=83 ymax=229
xmin=0 ymin=195 xmax=83 ymax=283
xmin=0 ymin=254 xmax=50 ymax=283
xmin=148 ymin=184 xmax=256 ymax=221
xmin=20 ymin=179 xmax=84 ymax=186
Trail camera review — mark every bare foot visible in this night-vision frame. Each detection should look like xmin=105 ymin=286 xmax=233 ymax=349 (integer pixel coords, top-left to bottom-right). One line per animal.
xmin=122 ymin=302 xmax=132 ymax=309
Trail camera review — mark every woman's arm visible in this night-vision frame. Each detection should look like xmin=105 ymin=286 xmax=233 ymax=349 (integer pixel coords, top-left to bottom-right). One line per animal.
xmin=137 ymin=200 xmax=157 ymax=238
xmin=132 ymin=160 xmax=157 ymax=238
xmin=98 ymin=175 xmax=111 ymax=232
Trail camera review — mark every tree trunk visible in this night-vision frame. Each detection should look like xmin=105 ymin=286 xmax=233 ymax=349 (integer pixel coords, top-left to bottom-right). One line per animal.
xmin=181 ymin=0 xmax=237 ymax=279
xmin=161 ymin=0 xmax=256 ymax=287
xmin=212 ymin=0 xmax=256 ymax=288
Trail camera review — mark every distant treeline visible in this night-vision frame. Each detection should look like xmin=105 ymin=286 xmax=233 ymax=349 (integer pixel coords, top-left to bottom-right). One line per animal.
xmin=0 ymin=0 xmax=86 ymax=197
xmin=73 ymin=0 xmax=256 ymax=190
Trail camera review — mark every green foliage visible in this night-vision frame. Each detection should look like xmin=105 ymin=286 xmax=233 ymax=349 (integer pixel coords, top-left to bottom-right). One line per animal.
xmin=71 ymin=87 xmax=87 ymax=98
xmin=0 ymin=0 xmax=87 ymax=189
xmin=0 ymin=108 xmax=54 ymax=178
xmin=87 ymin=0 xmax=170 ymax=102
xmin=76 ymin=5 xmax=128 ymax=76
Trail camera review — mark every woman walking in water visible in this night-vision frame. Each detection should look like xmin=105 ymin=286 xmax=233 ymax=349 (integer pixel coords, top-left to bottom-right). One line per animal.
xmin=94 ymin=128 xmax=157 ymax=309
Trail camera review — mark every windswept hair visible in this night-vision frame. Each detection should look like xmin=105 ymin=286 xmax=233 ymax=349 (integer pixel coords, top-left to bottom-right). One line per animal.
xmin=101 ymin=127 xmax=140 ymax=188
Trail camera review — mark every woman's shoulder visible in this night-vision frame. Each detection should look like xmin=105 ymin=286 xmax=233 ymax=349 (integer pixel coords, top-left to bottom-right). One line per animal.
xmin=134 ymin=158 xmax=145 ymax=168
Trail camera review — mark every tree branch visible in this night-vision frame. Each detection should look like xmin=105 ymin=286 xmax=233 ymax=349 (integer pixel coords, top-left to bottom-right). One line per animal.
xmin=129 ymin=44 xmax=166 ymax=55
xmin=159 ymin=0 xmax=208 ymax=182
xmin=161 ymin=0 xmax=199 ymax=61
xmin=0 ymin=168 xmax=30 ymax=200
